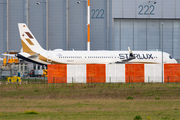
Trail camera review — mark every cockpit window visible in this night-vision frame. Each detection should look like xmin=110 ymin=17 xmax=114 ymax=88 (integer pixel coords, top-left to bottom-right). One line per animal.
xmin=169 ymin=55 xmax=173 ymax=59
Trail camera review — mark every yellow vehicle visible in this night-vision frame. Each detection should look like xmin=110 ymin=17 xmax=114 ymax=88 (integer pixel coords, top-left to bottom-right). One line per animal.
xmin=43 ymin=69 xmax=48 ymax=77
xmin=7 ymin=76 xmax=22 ymax=83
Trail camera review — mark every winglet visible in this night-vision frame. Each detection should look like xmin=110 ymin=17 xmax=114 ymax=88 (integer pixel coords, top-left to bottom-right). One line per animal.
xmin=128 ymin=47 xmax=135 ymax=59
xmin=128 ymin=47 xmax=131 ymax=53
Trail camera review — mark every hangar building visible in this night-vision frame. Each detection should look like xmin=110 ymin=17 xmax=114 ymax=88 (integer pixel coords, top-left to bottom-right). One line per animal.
xmin=0 ymin=0 xmax=180 ymax=62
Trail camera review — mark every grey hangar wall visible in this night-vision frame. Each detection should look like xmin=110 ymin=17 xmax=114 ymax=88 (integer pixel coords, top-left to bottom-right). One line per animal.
xmin=113 ymin=0 xmax=180 ymax=62
xmin=0 ymin=0 xmax=180 ymax=62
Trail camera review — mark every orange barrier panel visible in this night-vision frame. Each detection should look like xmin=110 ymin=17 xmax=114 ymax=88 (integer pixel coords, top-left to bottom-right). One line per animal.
xmin=48 ymin=64 xmax=67 ymax=83
xmin=86 ymin=64 xmax=106 ymax=83
xmin=125 ymin=64 xmax=144 ymax=83
xmin=164 ymin=64 xmax=180 ymax=82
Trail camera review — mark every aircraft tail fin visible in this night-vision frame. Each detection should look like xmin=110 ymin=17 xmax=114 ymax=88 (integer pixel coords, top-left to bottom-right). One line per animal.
xmin=18 ymin=23 xmax=45 ymax=54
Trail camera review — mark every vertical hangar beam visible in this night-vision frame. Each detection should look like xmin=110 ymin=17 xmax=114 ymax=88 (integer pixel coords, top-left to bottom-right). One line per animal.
xmin=6 ymin=0 xmax=9 ymax=52
xmin=107 ymin=0 xmax=109 ymax=50
xmin=46 ymin=0 xmax=49 ymax=50
xmin=66 ymin=0 xmax=69 ymax=50
xmin=26 ymin=0 xmax=29 ymax=26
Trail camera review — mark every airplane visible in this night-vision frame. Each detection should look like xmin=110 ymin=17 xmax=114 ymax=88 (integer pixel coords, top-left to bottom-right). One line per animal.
xmin=16 ymin=23 xmax=177 ymax=65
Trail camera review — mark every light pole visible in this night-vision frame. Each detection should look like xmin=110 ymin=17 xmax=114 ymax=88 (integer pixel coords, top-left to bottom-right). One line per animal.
xmin=161 ymin=22 xmax=163 ymax=83
xmin=77 ymin=0 xmax=90 ymax=51
xmin=148 ymin=1 xmax=157 ymax=4
xmin=37 ymin=0 xmax=49 ymax=50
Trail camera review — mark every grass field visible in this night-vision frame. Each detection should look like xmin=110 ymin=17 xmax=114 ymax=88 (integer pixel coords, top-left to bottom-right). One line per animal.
xmin=0 ymin=82 xmax=180 ymax=120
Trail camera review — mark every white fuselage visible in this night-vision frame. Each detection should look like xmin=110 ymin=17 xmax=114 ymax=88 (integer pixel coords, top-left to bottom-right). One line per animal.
xmin=18 ymin=50 xmax=177 ymax=65
xmin=17 ymin=23 xmax=177 ymax=65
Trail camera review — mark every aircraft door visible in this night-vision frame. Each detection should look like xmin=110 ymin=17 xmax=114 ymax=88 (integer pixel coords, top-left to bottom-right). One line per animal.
xmin=111 ymin=54 xmax=116 ymax=62
xmin=163 ymin=54 xmax=167 ymax=63
xmin=46 ymin=52 xmax=52 ymax=62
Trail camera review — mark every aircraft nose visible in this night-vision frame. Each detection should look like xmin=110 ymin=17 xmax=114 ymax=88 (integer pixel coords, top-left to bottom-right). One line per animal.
xmin=171 ymin=59 xmax=177 ymax=63
xmin=15 ymin=53 xmax=19 ymax=57
xmin=15 ymin=53 xmax=21 ymax=58
xmin=166 ymin=58 xmax=177 ymax=63
xmin=173 ymin=59 xmax=178 ymax=63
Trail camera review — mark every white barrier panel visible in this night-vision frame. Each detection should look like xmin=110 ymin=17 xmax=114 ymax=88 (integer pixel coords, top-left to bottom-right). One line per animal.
xmin=67 ymin=65 xmax=86 ymax=83
xmin=116 ymin=64 xmax=125 ymax=83
xmin=67 ymin=65 xmax=76 ymax=83
xmin=106 ymin=64 xmax=125 ymax=83
xmin=76 ymin=65 xmax=86 ymax=83
xmin=145 ymin=64 xmax=162 ymax=83
xmin=106 ymin=64 xmax=116 ymax=83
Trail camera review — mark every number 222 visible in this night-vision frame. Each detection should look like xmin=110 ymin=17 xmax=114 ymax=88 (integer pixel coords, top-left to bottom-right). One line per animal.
xmin=138 ymin=5 xmax=155 ymax=15
xmin=91 ymin=9 xmax=104 ymax=19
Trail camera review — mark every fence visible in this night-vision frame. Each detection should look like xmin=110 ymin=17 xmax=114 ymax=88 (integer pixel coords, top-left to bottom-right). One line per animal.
xmin=47 ymin=76 xmax=180 ymax=84
xmin=46 ymin=64 xmax=180 ymax=84
xmin=1 ymin=76 xmax=180 ymax=84
xmin=1 ymin=64 xmax=180 ymax=84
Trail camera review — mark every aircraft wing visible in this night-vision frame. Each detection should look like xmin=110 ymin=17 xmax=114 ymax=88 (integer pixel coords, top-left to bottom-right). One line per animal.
xmin=27 ymin=54 xmax=39 ymax=59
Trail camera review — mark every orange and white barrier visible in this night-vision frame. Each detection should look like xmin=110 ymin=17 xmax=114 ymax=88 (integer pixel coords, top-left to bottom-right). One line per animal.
xmin=48 ymin=64 xmax=180 ymax=83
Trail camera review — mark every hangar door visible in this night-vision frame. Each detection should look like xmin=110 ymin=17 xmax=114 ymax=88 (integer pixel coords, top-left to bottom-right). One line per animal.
xmin=113 ymin=19 xmax=180 ymax=61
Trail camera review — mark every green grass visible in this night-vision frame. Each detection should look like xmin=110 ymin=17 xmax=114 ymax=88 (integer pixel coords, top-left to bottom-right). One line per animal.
xmin=0 ymin=99 xmax=180 ymax=120
xmin=24 ymin=110 xmax=39 ymax=114
xmin=0 ymin=83 xmax=180 ymax=99
xmin=126 ymin=96 xmax=134 ymax=100
xmin=0 ymin=83 xmax=180 ymax=119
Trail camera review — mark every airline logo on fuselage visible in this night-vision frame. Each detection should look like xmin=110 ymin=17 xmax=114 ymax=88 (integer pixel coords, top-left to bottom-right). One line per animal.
xmin=57 ymin=53 xmax=62 ymax=58
xmin=119 ymin=53 xmax=155 ymax=59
